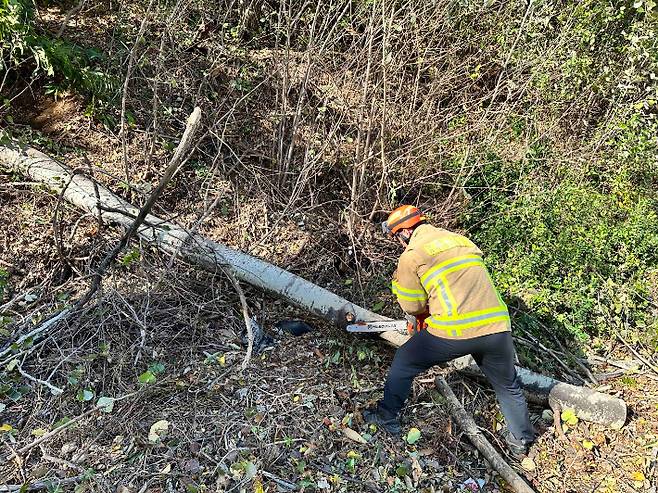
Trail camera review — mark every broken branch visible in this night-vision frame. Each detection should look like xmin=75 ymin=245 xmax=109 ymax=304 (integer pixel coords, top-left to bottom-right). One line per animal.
xmin=435 ymin=376 xmax=536 ymax=493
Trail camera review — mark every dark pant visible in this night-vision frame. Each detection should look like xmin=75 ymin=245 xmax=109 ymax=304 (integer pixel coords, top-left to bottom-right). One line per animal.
xmin=380 ymin=329 xmax=535 ymax=443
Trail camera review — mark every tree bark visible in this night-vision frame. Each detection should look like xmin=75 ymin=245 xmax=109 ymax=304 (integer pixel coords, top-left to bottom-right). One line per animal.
xmin=0 ymin=143 xmax=627 ymax=429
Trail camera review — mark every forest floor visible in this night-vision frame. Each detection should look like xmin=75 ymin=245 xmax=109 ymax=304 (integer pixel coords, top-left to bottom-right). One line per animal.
xmin=1 ymin=92 xmax=658 ymax=493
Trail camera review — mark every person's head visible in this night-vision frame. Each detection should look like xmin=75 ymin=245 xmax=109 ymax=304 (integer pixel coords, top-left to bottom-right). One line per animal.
xmin=381 ymin=205 xmax=427 ymax=247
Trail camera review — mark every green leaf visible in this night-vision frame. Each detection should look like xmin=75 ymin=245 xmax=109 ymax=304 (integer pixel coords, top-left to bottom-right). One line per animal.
xmin=406 ymin=427 xmax=421 ymax=444
xmin=138 ymin=371 xmax=156 ymax=384
xmin=53 ymin=417 xmax=71 ymax=428
xmin=582 ymin=439 xmax=595 ymax=450
xmin=77 ymin=389 xmax=94 ymax=402
xmin=148 ymin=362 xmax=165 ymax=375
xmin=371 ymin=301 xmax=385 ymax=312
xmin=561 ymin=408 xmax=579 ymax=426
xmin=96 ymin=396 xmax=114 ymax=413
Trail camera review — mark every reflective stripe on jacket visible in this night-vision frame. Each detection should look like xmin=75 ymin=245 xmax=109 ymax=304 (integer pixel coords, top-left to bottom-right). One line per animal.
xmin=391 ymin=224 xmax=510 ymax=340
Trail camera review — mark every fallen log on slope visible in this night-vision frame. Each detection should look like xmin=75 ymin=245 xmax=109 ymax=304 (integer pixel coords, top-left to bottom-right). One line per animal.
xmin=0 ymin=144 xmax=627 ymax=429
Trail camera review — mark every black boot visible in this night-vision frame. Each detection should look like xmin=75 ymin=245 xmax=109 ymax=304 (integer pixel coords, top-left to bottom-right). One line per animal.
xmin=503 ymin=428 xmax=532 ymax=459
xmin=362 ymin=406 xmax=402 ymax=435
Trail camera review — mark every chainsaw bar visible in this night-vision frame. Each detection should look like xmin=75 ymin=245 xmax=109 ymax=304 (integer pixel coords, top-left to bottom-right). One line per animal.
xmin=346 ymin=320 xmax=407 ymax=333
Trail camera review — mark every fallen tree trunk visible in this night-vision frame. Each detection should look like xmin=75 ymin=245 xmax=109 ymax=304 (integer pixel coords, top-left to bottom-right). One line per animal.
xmin=0 ymin=144 xmax=627 ymax=429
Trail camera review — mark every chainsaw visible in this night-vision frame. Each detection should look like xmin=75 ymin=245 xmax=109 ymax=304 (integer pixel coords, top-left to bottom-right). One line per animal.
xmin=346 ymin=320 xmax=408 ymax=334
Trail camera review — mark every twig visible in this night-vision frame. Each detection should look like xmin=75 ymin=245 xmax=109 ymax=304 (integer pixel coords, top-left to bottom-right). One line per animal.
xmin=17 ymin=366 xmax=63 ymax=395
xmin=0 ymin=475 xmax=86 ymax=492
xmin=615 ymin=331 xmax=658 ymax=376
xmin=310 ymin=462 xmax=380 ymax=492
xmin=261 ymin=471 xmax=297 ymax=491
xmin=39 ymin=446 xmax=85 ymax=473
xmin=0 ymin=309 xmax=70 ymax=360
xmin=515 ymin=332 xmax=590 ymax=385
xmin=509 ymin=306 xmax=598 ymax=385
xmin=224 ymin=269 xmax=253 ymax=371
xmin=56 ymin=0 xmax=86 ymax=38
xmin=119 ymin=0 xmax=155 ymax=182
xmin=548 ymin=399 xmax=568 ymax=442
xmin=12 ymin=406 xmax=100 ymax=459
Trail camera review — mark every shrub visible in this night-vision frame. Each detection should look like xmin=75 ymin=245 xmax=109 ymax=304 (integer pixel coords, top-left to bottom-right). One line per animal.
xmin=0 ymin=0 xmax=116 ymax=98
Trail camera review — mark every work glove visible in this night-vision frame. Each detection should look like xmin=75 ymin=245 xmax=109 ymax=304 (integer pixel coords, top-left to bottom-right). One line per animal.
xmin=405 ymin=310 xmax=429 ymax=335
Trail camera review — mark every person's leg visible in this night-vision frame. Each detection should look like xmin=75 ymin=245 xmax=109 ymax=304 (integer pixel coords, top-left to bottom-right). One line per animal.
xmin=378 ymin=330 xmax=461 ymax=418
xmin=474 ymin=332 xmax=535 ymax=446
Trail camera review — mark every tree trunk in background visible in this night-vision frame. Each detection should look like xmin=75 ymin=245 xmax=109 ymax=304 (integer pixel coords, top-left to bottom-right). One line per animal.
xmin=0 ymin=143 xmax=627 ymax=429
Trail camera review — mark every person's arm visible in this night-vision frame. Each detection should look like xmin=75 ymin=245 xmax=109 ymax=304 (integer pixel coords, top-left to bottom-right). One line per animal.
xmin=391 ymin=252 xmax=427 ymax=316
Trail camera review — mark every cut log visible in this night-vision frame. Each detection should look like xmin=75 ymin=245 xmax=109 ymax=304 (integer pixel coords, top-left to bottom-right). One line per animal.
xmin=0 ymin=144 xmax=627 ymax=429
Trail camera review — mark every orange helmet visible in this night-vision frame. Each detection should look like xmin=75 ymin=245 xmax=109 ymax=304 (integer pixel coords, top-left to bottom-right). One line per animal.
xmin=382 ymin=205 xmax=426 ymax=237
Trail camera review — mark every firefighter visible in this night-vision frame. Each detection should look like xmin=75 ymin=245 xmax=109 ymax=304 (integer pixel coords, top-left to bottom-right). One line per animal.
xmin=363 ymin=205 xmax=535 ymax=457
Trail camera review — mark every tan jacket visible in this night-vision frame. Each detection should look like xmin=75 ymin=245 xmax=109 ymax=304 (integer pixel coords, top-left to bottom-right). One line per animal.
xmin=392 ymin=224 xmax=510 ymax=340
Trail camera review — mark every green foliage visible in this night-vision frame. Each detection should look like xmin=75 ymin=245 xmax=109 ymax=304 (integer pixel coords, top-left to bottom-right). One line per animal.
xmin=138 ymin=362 xmax=165 ymax=384
xmin=35 ymin=37 xmax=118 ymax=98
xmin=137 ymin=370 xmax=156 ymax=384
xmin=0 ymin=267 xmax=8 ymax=300
xmin=120 ymin=248 xmax=141 ymax=267
xmin=464 ymin=111 xmax=658 ymax=342
xmin=0 ymin=0 xmax=34 ymax=65
xmin=0 ymin=0 xmax=116 ymax=99
xmin=466 ymin=172 xmax=657 ymax=341
xmin=406 ymin=427 xmax=421 ymax=445
xmin=455 ymin=0 xmax=658 ymax=345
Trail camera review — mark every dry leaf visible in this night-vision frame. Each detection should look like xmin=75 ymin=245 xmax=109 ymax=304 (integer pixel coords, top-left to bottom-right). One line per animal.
xmin=148 ymin=420 xmax=170 ymax=443
xmin=521 ymin=457 xmax=536 ymax=472
xmin=342 ymin=427 xmax=367 ymax=444
xmin=183 ymin=458 xmax=200 ymax=474
xmin=411 ymin=456 xmax=423 ymax=484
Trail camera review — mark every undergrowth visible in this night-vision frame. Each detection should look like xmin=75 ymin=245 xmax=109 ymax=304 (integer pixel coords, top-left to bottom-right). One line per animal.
xmin=2 ymin=0 xmax=657 ymax=351
xmin=461 ymin=1 xmax=658 ymax=346
xmin=0 ymin=0 xmax=116 ymax=99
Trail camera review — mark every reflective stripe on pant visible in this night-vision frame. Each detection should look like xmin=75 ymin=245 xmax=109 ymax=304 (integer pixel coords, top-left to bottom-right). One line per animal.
xmin=380 ymin=329 xmax=535 ymax=443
